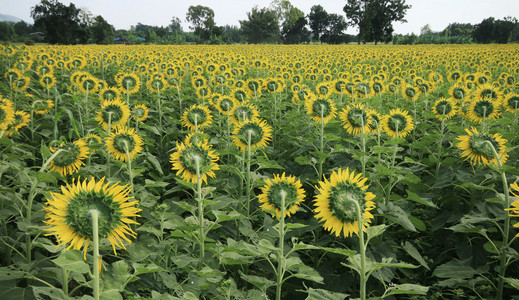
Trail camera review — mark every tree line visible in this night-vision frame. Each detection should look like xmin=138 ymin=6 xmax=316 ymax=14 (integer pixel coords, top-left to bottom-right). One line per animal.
xmin=1 ymin=0 xmax=517 ymax=45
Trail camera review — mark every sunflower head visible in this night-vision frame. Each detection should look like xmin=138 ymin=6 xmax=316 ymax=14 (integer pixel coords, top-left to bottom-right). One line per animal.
xmin=506 ymin=183 xmax=519 ymax=230
xmin=504 ymin=94 xmax=519 ymax=113
xmin=232 ymin=119 xmax=273 ymax=151
xmin=314 ymin=168 xmax=376 ymax=238
xmin=339 ymin=103 xmax=372 ymax=136
xmin=467 ymin=98 xmax=501 ymax=123
xmin=229 ymin=102 xmax=259 ymax=125
xmin=0 ymin=104 xmax=15 ymax=131
xmin=44 ymin=177 xmax=141 ymax=257
xmin=170 ymin=140 xmax=220 ymax=184
xmin=456 ymin=127 xmax=508 ymax=166
xmin=216 ymin=96 xmax=236 ymax=115
xmin=4 ymin=110 xmax=30 ymax=136
xmin=132 ymin=104 xmax=149 ymax=122
xmin=96 ymin=99 xmax=131 ymax=130
xmin=49 ymin=139 xmax=90 ymax=176
xmin=305 ymin=97 xmax=337 ymax=125
xmin=381 ymin=108 xmax=414 ymax=138
xmin=432 ymin=97 xmax=458 ymax=120
xmin=258 ymin=172 xmax=306 ymax=219
xmin=105 ymin=126 xmax=143 ymax=162
xmin=181 ymin=104 xmax=213 ymax=131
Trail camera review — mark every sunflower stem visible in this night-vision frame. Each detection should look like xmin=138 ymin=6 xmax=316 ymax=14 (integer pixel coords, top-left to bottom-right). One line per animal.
xmin=246 ymin=131 xmax=252 ymax=218
xmin=89 ymin=209 xmax=101 ymax=300
xmin=385 ymin=126 xmax=399 ymax=205
xmin=485 ymin=141 xmax=510 ymax=300
xmin=360 ymin=115 xmax=366 ymax=176
xmin=62 ymin=268 xmax=69 ymax=296
xmin=353 ymin=198 xmax=367 ymax=300
xmin=276 ymin=191 xmax=287 ymax=300
xmin=194 ymin=155 xmax=205 ymax=258
xmin=123 ymin=141 xmax=134 ymax=196
xmin=53 ymin=86 xmax=59 ymax=140
xmin=318 ymin=106 xmax=325 ymax=180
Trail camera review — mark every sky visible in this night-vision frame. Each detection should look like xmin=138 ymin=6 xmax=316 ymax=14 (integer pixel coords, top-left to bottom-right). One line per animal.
xmin=3 ymin=0 xmax=519 ymax=35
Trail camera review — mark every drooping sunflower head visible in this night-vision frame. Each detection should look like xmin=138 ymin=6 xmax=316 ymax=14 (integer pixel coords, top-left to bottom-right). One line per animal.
xmin=84 ymin=133 xmax=103 ymax=152
xmin=402 ymin=83 xmax=418 ymax=101
xmin=44 ymin=177 xmax=141 ymax=257
xmin=96 ymin=99 xmax=131 ymax=130
xmin=258 ymin=172 xmax=306 ymax=219
xmin=339 ymin=103 xmax=372 ymax=136
xmin=215 ymin=96 xmax=237 ymax=116
xmin=132 ymin=104 xmax=149 ymax=122
xmin=448 ymin=83 xmax=467 ymax=101
xmin=39 ymin=74 xmax=56 ymax=89
xmin=117 ymin=73 xmax=141 ymax=94
xmin=4 ymin=110 xmax=30 ymax=136
xmin=467 ymin=98 xmax=501 ymax=123
xmin=381 ymin=108 xmax=414 ymax=138
xmin=506 ymin=183 xmax=519 ymax=231
xmin=229 ymin=101 xmax=259 ymax=125
xmin=184 ymin=130 xmax=210 ymax=146
xmin=503 ymin=93 xmax=519 ymax=113
xmin=49 ymin=139 xmax=90 ymax=176
xmin=366 ymin=108 xmax=382 ymax=132
xmin=473 ymin=83 xmax=503 ymax=103
xmin=105 ymin=126 xmax=143 ymax=162
xmin=146 ymin=76 xmax=167 ymax=93
xmin=305 ymin=97 xmax=337 ymax=125
xmin=456 ymin=127 xmax=508 ymax=166
xmin=0 ymin=104 xmax=15 ymax=131
xmin=432 ymin=97 xmax=458 ymax=120
xmin=99 ymin=87 xmax=122 ymax=102
xmin=33 ymin=99 xmax=55 ymax=115
xmin=314 ymin=168 xmax=376 ymax=238
xmin=181 ymin=104 xmax=213 ymax=131
xmin=232 ymin=119 xmax=273 ymax=151
xmin=170 ymin=140 xmax=220 ymax=184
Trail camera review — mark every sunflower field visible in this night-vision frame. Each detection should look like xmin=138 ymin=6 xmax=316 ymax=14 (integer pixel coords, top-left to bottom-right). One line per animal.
xmin=0 ymin=43 xmax=518 ymax=300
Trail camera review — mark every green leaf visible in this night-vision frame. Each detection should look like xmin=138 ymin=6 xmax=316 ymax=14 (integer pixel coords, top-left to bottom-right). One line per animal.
xmin=433 ymin=259 xmax=477 ymax=279
xmin=295 ymin=156 xmax=312 ymax=166
xmin=366 ymin=224 xmax=388 ymax=241
xmin=0 ymin=266 xmax=25 ymax=281
xmin=238 ymin=271 xmax=275 ymax=290
xmin=319 ymin=246 xmax=356 ymax=257
xmin=146 ymin=152 xmax=164 ymax=175
xmin=290 ymin=265 xmax=324 ymax=284
xmin=380 ymin=203 xmax=417 ymax=232
xmin=383 ymin=283 xmax=429 ymax=297
xmin=406 ymin=190 xmax=437 ymax=208
xmin=32 ymin=286 xmax=67 ymax=299
xmin=286 ymin=223 xmax=307 ymax=230
xmin=133 ymin=263 xmax=165 ymax=275
xmin=292 ymin=241 xmax=319 ymax=251
xmin=218 ymin=252 xmax=253 ymax=265
xmin=51 ymin=250 xmax=90 ymax=273
xmin=301 ymin=287 xmax=349 ymax=300
xmin=402 ymin=241 xmax=430 ymax=271
xmin=503 ymin=277 xmax=519 ymax=290
xmin=213 ymin=210 xmax=246 ymax=222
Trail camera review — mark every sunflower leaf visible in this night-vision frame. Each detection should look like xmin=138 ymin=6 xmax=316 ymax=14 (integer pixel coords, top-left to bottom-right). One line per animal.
xmin=299 ymin=287 xmax=350 ymax=300
xmin=51 ymin=250 xmax=90 ymax=273
xmin=382 ymin=283 xmax=429 ymax=297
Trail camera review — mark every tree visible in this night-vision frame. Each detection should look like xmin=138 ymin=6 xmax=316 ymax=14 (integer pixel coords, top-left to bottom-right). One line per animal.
xmin=308 ymin=5 xmax=329 ymax=42
xmin=240 ymin=6 xmax=280 ymax=44
xmin=473 ymin=17 xmax=495 ymax=43
xmin=271 ymin=1 xmax=309 ymax=44
xmin=321 ymin=13 xmax=348 ymax=44
xmin=0 ymin=22 xmax=16 ymax=41
xmin=494 ymin=17 xmax=517 ymax=43
xmin=169 ymin=17 xmax=183 ymax=34
xmin=90 ymin=15 xmax=114 ymax=44
xmin=31 ymin=0 xmax=87 ymax=44
xmin=186 ymin=5 xmax=215 ymax=42
xmin=343 ymin=0 xmax=410 ymax=44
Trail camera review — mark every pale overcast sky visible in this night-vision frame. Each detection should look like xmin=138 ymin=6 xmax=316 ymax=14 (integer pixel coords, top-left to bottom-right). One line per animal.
xmin=3 ymin=0 xmax=519 ymax=35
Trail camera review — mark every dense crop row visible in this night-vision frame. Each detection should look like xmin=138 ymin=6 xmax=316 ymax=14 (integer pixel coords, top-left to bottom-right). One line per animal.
xmin=0 ymin=44 xmax=518 ymax=299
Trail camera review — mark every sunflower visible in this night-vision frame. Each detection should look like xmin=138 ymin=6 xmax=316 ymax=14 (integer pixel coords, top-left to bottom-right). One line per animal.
xmin=44 ymin=177 xmax=141 ymax=257
xmin=79 ymin=75 xmax=99 ymax=94
xmin=316 ymin=82 xmax=333 ymax=98
xmin=503 ymin=93 xmax=519 ymax=113
xmin=355 ymin=81 xmax=375 ymax=99
xmin=339 ymin=103 xmax=372 ymax=136
xmin=467 ymin=98 xmax=501 ymax=123
xmin=181 ymin=104 xmax=213 ymax=131
xmin=229 ymin=101 xmax=260 ymax=125
xmin=506 ymin=183 xmax=519 ymax=232
xmin=0 ymin=104 xmax=15 ymax=131
xmin=11 ymin=76 xmax=30 ymax=92
xmin=305 ymin=97 xmax=337 ymax=125
xmin=48 ymin=139 xmax=90 ymax=176
xmin=39 ymin=74 xmax=57 ymax=89
xmin=95 ymin=99 xmax=131 ymax=131
xmin=4 ymin=110 xmax=30 ymax=136
xmin=215 ymin=96 xmax=237 ymax=116
xmin=381 ymin=108 xmax=414 ymax=138
xmin=105 ymin=126 xmax=143 ymax=162
xmin=258 ymin=173 xmax=305 ymax=219
xmin=146 ymin=76 xmax=167 ymax=93
xmin=33 ymin=100 xmax=55 ymax=115
xmin=447 ymin=71 xmax=463 ymax=82
xmin=366 ymin=108 xmax=382 ymax=132
xmin=232 ymin=119 xmax=273 ymax=151
xmin=246 ymin=78 xmax=263 ymax=98
xmin=184 ymin=131 xmax=210 ymax=146
xmin=456 ymin=127 xmax=508 ymax=166
xmin=84 ymin=133 xmax=103 ymax=152
xmin=473 ymin=83 xmax=503 ymax=103
xmin=432 ymin=97 xmax=458 ymax=120
xmin=313 ymin=168 xmax=376 ymax=238
xmin=402 ymin=83 xmax=418 ymax=101
xmin=132 ymin=104 xmax=149 ymax=122
xmin=170 ymin=140 xmax=220 ymax=184
xmin=117 ymin=73 xmax=141 ymax=94
xmin=448 ymin=83 xmax=468 ymax=101
xmin=99 ymin=87 xmax=122 ymax=102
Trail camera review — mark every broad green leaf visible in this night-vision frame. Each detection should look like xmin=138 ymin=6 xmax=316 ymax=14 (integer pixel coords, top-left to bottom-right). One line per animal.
xmin=503 ymin=277 xmax=519 ymax=290
xmin=319 ymin=246 xmax=356 ymax=257
xmin=146 ymin=152 xmax=164 ymax=175
xmin=32 ymin=286 xmax=67 ymax=299
xmin=380 ymin=203 xmax=417 ymax=232
xmin=0 ymin=266 xmax=25 ymax=281
xmin=286 ymin=222 xmax=307 ymax=230
xmin=406 ymin=190 xmax=437 ymax=208
xmin=295 ymin=156 xmax=312 ymax=166
xmin=366 ymin=224 xmax=388 ymax=241
xmin=290 ymin=265 xmax=324 ymax=284
xmin=433 ymin=259 xmax=477 ymax=279
xmin=292 ymin=241 xmax=319 ymax=251
xmin=238 ymin=271 xmax=275 ymax=290
xmin=133 ymin=263 xmax=165 ymax=275
xmin=301 ymin=287 xmax=349 ymax=300
xmin=51 ymin=250 xmax=90 ymax=273
xmin=383 ymin=283 xmax=429 ymax=297
xmin=213 ymin=210 xmax=246 ymax=222
xmin=218 ymin=252 xmax=253 ymax=265
xmin=144 ymin=179 xmax=169 ymax=188
xmin=402 ymin=241 xmax=430 ymax=270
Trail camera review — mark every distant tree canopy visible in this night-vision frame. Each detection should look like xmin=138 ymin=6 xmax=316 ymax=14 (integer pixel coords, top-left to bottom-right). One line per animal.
xmin=31 ymin=0 xmax=87 ymax=44
xmin=0 ymin=0 xmax=512 ymax=45
xmin=239 ymin=6 xmax=280 ymax=44
xmin=343 ymin=0 xmax=410 ymax=44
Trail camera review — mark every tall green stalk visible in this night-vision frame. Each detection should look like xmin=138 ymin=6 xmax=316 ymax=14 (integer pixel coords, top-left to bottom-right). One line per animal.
xmin=353 ymin=198 xmax=366 ymax=300
xmin=246 ymin=131 xmax=252 ymax=218
xmin=89 ymin=209 xmax=101 ymax=300
xmin=275 ymin=191 xmax=287 ymax=300
xmin=123 ymin=141 xmax=134 ymax=196
xmin=318 ymin=106 xmax=325 ymax=180
xmin=194 ymin=155 xmax=205 ymax=258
